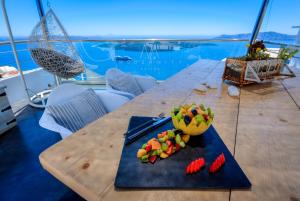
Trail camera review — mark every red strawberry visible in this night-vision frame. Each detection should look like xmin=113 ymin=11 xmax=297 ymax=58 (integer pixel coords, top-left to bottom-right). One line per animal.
xmin=145 ymin=144 xmax=152 ymax=152
xmin=149 ymin=155 xmax=157 ymax=164
xmin=175 ymin=144 xmax=181 ymax=151
xmin=190 ymin=162 xmax=196 ymax=173
xmin=186 ymin=158 xmax=205 ymax=174
xmin=166 ymin=145 xmax=174 ymax=155
xmin=209 ymin=153 xmax=226 ymax=173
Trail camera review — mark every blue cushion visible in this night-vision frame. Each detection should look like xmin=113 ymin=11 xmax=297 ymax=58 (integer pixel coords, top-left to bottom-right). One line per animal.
xmin=47 ymin=89 xmax=107 ymax=132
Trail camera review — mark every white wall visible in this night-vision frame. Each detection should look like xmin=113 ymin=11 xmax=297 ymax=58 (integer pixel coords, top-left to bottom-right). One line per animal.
xmin=0 ymin=68 xmax=55 ymax=107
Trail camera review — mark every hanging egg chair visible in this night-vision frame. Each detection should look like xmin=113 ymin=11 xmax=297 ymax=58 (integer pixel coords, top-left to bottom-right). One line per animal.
xmin=28 ymin=9 xmax=84 ymax=79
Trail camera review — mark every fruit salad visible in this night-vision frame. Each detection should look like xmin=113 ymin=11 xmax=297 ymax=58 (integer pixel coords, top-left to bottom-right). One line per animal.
xmin=171 ymin=103 xmax=214 ymax=136
xmin=136 ymin=129 xmax=190 ymax=163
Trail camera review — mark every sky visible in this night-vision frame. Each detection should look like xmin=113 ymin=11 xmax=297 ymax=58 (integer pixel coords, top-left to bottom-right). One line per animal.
xmin=0 ymin=0 xmax=299 ymax=38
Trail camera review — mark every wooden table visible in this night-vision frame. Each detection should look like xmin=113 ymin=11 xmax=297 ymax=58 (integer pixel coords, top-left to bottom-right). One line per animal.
xmin=39 ymin=60 xmax=300 ymax=201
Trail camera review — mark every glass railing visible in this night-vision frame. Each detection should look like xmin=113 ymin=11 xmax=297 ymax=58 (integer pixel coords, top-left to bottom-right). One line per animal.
xmin=0 ymin=39 xmax=247 ymax=82
xmin=0 ymin=39 xmax=299 ymax=87
xmin=75 ymin=39 xmax=250 ymax=82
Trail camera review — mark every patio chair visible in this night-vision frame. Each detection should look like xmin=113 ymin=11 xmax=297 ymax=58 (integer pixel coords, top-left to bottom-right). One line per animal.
xmin=105 ymin=68 xmax=158 ymax=99
xmin=39 ymin=83 xmax=130 ymax=139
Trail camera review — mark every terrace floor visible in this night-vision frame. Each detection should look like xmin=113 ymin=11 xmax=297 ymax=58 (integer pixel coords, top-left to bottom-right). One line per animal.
xmin=0 ymin=106 xmax=84 ymax=201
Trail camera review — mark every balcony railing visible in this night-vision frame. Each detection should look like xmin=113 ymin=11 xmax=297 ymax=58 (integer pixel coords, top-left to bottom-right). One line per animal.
xmin=0 ymin=39 xmax=299 ymax=86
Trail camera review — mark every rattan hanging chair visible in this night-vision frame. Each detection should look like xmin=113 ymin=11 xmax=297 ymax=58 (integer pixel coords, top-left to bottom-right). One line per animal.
xmin=28 ymin=9 xmax=84 ymax=79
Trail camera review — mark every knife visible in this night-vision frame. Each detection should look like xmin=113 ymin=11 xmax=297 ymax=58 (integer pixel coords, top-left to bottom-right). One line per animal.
xmin=124 ymin=119 xmax=155 ymax=136
xmin=124 ymin=113 xmax=165 ymax=137
xmin=125 ymin=116 xmax=171 ymax=145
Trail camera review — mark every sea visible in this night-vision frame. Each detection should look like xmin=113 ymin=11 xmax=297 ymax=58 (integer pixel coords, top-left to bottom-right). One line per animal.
xmin=0 ymin=40 xmax=275 ymax=80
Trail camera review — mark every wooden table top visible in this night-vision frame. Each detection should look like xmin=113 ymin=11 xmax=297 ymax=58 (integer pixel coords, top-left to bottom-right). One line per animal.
xmin=39 ymin=59 xmax=300 ymax=201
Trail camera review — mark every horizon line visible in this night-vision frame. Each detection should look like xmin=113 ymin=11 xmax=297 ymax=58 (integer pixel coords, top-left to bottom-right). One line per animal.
xmin=0 ymin=31 xmax=296 ymax=38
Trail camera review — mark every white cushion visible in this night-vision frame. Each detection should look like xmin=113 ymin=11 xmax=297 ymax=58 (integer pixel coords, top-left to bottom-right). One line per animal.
xmin=47 ymin=83 xmax=87 ymax=105
xmin=105 ymin=68 xmax=143 ymax=96
xmin=134 ymin=75 xmax=157 ymax=91
xmin=95 ymin=90 xmax=130 ymax=112
xmin=47 ymin=88 xmax=107 ymax=132
xmin=39 ymin=83 xmax=131 ymax=138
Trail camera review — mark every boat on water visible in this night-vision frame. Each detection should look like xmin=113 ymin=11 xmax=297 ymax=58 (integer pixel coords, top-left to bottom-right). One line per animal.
xmin=114 ymin=56 xmax=133 ymax=61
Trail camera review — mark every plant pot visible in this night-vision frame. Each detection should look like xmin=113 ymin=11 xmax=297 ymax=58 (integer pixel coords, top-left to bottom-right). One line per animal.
xmin=223 ymin=58 xmax=284 ymax=86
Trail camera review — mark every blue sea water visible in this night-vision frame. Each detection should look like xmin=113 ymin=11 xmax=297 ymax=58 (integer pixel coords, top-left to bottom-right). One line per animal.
xmin=0 ymin=41 xmax=249 ymax=80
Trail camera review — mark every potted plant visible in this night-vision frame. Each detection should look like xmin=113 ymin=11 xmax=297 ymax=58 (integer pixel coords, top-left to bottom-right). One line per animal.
xmin=222 ymin=40 xmax=298 ymax=86
xmin=278 ymin=47 xmax=299 ymax=62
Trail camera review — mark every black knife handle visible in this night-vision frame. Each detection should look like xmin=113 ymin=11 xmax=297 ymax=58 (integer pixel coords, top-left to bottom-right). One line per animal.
xmin=125 ymin=117 xmax=171 ymax=145
xmin=6 ymin=119 xmax=16 ymax=125
xmin=1 ymin=106 xmax=11 ymax=112
xmin=126 ymin=125 xmax=156 ymax=145
xmin=125 ymin=119 xmax=155 ymax=136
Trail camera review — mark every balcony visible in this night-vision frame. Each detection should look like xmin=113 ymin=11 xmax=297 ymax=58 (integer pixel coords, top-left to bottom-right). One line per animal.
xmin=0 ymin=0 xmax=300 ymax=200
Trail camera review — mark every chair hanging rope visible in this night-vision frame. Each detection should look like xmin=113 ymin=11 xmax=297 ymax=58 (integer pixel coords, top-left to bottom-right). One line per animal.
xmin=28 ymin=9 xmax=84 ymax=79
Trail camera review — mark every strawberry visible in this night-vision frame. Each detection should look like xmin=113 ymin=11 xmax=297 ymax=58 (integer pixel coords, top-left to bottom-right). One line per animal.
xmin=149 ymin=155 xmax=157 ymax=164
xmin=166 ymin=145 xmax=174 ymax=155
xmin=175 ymin=144 xmax=181 ymax=151
xmin=186 ymin=158 xmax=205 ymax=174
xmin=145 ymin=144 xmax=152 ymax=152
xmin=186 ymin=165 xmax=191 ymax=173
xmin=209 ymin=153 xmax=225 ymax=173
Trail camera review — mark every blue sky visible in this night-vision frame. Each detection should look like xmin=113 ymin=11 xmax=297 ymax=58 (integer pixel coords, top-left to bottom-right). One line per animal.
xmin=0 ymin=0 xmax=299 ymax=37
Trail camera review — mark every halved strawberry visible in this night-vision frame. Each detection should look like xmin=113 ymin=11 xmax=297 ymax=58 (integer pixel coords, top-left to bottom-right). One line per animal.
xmin=145 ymin=144 xmax=152 ymax=152
xmin=192 ymin=161 xmax=198 ymax=172
xmin=149 ymin=155 xmax=157 ymax=164
xmin=186 ymin=158 xmax=205 ymax=174
xmin=209 ymin=153 xmax=225 ymax=173
xmin=186 ymin=164 xmax=192 ymax=174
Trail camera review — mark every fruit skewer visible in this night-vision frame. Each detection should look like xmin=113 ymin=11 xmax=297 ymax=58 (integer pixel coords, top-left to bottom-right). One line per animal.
xmin=136 ymin=129 xmax=190 ymax=163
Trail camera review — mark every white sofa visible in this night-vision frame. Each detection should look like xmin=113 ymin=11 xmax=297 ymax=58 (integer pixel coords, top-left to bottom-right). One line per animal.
xmin=39 ymin=83 xmax=130 ymax=139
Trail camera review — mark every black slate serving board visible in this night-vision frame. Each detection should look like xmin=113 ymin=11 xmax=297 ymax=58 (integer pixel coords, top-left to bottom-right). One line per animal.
xmin=115 ymin=116 xmax=251 ymax=189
